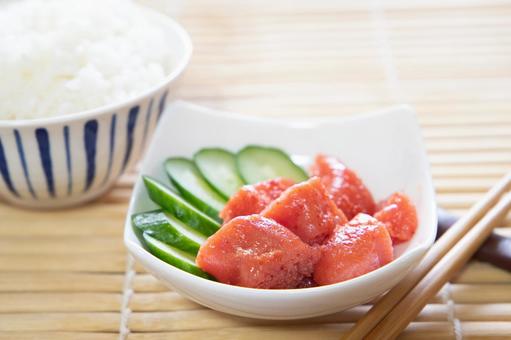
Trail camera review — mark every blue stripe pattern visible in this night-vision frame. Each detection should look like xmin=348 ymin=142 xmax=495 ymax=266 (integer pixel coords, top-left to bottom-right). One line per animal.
xmin=35 ymin=128 xmax=55 ymax=197
xmin=83 ymin=120 xmax=98 ymax=192
xmin=14 ymin=130 xmax=36 ymax=199
xmin=141 ymin=99 xmax=153 ymax=150
xmin=102 ymin=114 xmax=117 ymax=185
xmin=0 ymin=92 xmax=167 ymax=204
xmin=157 ymin=91 xmax=168 ymax=121
xmin=0 ymin=136 xmax=19 ymax=197
xmin=121 ymin=106 xmax=139 ymax=172
xmin=63 ymin=126 xmax=72 ymax=196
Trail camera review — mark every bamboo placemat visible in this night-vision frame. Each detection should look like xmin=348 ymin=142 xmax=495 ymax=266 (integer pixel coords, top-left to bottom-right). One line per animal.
xmin=1 ymin=0 xmax=511 ymax=339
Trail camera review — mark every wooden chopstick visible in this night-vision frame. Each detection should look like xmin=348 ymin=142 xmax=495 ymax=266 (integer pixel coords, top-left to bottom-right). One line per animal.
xmin=344 ymin=172 xmax=511 ymax=339
xmin=366 ymin=191 xmax=511 ymax=339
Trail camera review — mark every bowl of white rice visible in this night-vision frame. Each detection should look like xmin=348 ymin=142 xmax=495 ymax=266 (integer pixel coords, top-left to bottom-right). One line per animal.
xmin=0 ymin=0 xmax=192 ymax=208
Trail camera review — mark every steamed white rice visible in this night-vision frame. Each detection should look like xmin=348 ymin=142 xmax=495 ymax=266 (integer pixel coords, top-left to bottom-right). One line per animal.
xmin=0 ymin=0 xmax=175 ymax=120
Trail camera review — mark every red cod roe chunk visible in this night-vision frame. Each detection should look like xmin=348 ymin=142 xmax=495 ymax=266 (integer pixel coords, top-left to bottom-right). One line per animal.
xmin=196 ymin=215 xmax=319 ymax=289
xmin=314 ymin=213 xmax=393 ymax=285
xmin=262 ymin=177 xmax=347 ymax=245
xmin=310 ymin=154 xmax=376 ymax=220
xmin=219 ymin=178 xmax=294 ymax=222
xmin=374 ymin=192 xmax=418 ymax=244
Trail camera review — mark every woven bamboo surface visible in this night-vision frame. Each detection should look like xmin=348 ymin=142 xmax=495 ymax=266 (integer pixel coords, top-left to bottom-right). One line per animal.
xmin=1 ymin=0 xmax=511 ymax=338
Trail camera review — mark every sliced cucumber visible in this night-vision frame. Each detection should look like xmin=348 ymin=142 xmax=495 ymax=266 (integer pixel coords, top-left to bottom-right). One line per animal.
xmin=143 ymin=233 xmax=212 ymax=279
xmin=165 ymin=157 xmax=226 ymax=221
xmin=236 ymin=145 xmax=309 ymax=184
xmin=142 ymin=176 xmax=220 ymax=236
xmin=194 ymin=148 xmax=244 ymax=199
xmin=132 ymin=210 xmax=205 ymax=256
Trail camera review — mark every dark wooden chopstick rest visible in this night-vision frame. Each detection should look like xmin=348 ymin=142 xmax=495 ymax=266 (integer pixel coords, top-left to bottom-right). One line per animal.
xmin=437 ymin=208 xmax=511 ymax=272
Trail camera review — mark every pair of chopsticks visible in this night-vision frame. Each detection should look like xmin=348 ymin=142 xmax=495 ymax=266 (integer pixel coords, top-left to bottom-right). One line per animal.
xmin=344 ymin=173 xmax=511 ymax=339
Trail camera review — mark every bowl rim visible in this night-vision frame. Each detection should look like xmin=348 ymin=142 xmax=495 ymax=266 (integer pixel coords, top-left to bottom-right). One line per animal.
xmin=124 ymin=102 xmax=438 ymax=296
xmin=0 ymin=8 xmax=192 ymax=127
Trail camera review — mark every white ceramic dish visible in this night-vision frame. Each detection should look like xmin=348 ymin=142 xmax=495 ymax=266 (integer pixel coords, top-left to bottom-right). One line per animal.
xmin=0 ymin=11 xmax=192 ymax=208
xmin=124 ymin=101 xmax=437 ymax=320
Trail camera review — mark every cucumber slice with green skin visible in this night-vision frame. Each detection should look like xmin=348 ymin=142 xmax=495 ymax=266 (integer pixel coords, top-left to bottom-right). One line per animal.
xmin=236 ymin=145 xmax=309 ymax=184
xmin=132 ymin=210 xmax=205 ymax=256
xmin=143 ymin=233 xmax=212 ymax=279
xmin=165 ymin=157 xmax=226 ymax=221
xmin=142 ymin=176 xmax=221 ymax=236
xmin=194 ymin=148 xmax=244 ymax=199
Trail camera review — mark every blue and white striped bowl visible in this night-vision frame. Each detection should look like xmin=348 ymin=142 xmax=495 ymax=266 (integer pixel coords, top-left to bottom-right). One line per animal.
xmin=0 ymin=15 xmax=192 ymax=209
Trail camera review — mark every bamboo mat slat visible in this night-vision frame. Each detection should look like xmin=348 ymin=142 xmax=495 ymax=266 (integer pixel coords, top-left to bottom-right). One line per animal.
xmin=0 ymin=333 xmax=118 ymax=340
xmin=121 ymin=322 xmax=511 ymax=340
xmin=1 ymin=0 xmax=511 ymax=339
xmin=0 ymin=293 xmax=122 ymax=312
xmin=0 ymin=272 xmax=124 ymax=292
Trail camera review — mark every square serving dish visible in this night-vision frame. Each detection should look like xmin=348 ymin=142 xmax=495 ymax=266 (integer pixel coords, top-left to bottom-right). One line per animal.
xmin=124 ymin=101 xmax=437 ymax=320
